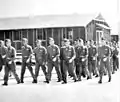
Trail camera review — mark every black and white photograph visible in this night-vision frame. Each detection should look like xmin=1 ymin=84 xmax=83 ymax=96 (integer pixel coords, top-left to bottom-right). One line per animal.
xmin=0 ymin=0 xmax=120 ymax=102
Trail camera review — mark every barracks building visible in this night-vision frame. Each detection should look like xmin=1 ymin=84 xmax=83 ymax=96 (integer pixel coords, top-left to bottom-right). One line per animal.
xmin=0 ymin=13 xmax=111 ymax=53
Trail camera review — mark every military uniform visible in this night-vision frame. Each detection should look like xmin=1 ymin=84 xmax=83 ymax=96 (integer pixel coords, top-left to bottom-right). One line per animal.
xmin=98 ymin=45 xmax=111 ymax=83
xmin=88 ymin=45 xmax=98 ymax=78
xmin=0 ymin=45 xmax=7 ymax=71
xmin=61 ymin=45 xmax=77 ymax=83
xmin=77 ymin=45 xmax=90 ymax=81
xmin=112 ymin=45 xmax=119 ymax=72
xmin=75 ymin=45 xmax=81 ymax=78
xmin=3 ymin=46 xmax=20 ymax=85
xmin=20 ymin=45 xmax=35 ymax=83
xmin=109 ymin=45 xmax=114 ymax=74
xmin=60 ymin=45 xmax=65 ymax=80
xmin=33 ymin=46 xmax=47 ymax=83
xmin=47 ymin=44 xmax=62 ymax=82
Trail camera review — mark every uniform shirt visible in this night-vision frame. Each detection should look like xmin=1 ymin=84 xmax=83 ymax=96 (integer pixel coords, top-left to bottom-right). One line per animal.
xmin=61 ymin=45 xmax=76 ymax=61
xmin=47 ymin=44 xmax=60 ymax=61
xmin=60 ymin=46 xmax=65 ymax=60
xmin=88 ymin=45 xmax=97 ymax=57
xmin=34 ymin=46 xmax=47 ymax=63
xmin=0 ymin=46 xmax=7 ymax=56
xmin=113 ymin=46 xmax=119 ymax=57
xmin=22 ymin=45 xmax=33 ymax=58
xmin=75 ymin=45 xmax=80 ymax=59
xmin=79 ymin=46 xmax=88 ymax=58
xmin=98 ymin=45 xmax=110 ymax=59
xmin=6 ymin=46 xmax=16 ymax=62
xmin=0 ymin=46 xmax=7 ymax=65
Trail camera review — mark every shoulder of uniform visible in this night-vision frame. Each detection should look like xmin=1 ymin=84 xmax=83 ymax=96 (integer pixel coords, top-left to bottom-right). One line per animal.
xmin=47 ymin=45 xmax=51 ymax=48
xmin=42 ymin=46 xmax=47 ymax=50
xmin=22 ymin=46 xmax=24 ymax=49
xmin=27 ymin=45 xmax=32 ymax=48
xmin=11 ymin=46 xmax=16 ymax=51
xmin=3 ymin=46 xmax=7 ymax=49
xmin=54 ymin=44 xmax=59 ymax=48
xmin=34 ymin=47 xmax=37 ymax=50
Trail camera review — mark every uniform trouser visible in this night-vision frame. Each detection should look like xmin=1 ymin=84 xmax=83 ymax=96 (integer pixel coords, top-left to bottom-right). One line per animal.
xmin=116 ymin=57 xmax=119 ymax=69
xmin=47 ymin=61 xmax=62 ymax=81
xmin=62 ymin=60 xmax=77 ymax=83
xmin=110 ymin=57 xmax=113 ymax=73
xmin=21 ymin=61 xmax=35 ymax=81
xmin=0 ymin=56 xmax=4 ymax=72
xmin=4 ymin=61 xmax=20 ymax=84
xmin=113 ymin=56 xmax=119 ymax=71
xmin=60 ymin=60 xmax=64 ymax=80
xmin=78 ymin=60 xmax=90 ymax=80
xmin=75 ymin=64 xmax=80 ymax=78
xmin=99 ymin=58 xmax=111 ymax=81
xmin=35 ymin=62 xmax=47 ymax=80
xmin=75 ymin=59 xmax=80 ymax=77
xmin=88 ymin=60 xmax=98 ymax=78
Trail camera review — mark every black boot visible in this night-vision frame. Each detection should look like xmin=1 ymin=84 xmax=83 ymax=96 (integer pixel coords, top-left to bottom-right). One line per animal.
xmin=44 ymin=80 xmax=49 ymax=84
xmin=20 ymin=80 xmax=24 ymax=83
xmin=95 ymin=74 xmax=99 ymax=77
xmin=17 ymin=80 xmax=20 ymax=84
xmin=57 ymin=79 xmax=61 ymax=82
xmin=78 ymin=78 xmax=81 ymax=81
xmin=2 ymin=82 xmax=8 ymax=86
xmin=32 ymin=79 xmax=37 ymax=83
xmin=62 ymin=81 xmax=67 ymax=84
xmin=74 ymin=79 xmax=78 ymax=82
xmin=108 ymin=77 xmax=111 ymax=82
xmin=98 ymin=80 xmax=102 ymax=84
xmin=87 ymin=76 xmax=91 ymax=80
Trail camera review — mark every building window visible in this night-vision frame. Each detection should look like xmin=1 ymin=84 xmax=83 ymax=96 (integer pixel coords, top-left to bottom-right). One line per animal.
xmin=67 ymin=28 xmax=73 ymax=40
xmin=37 ymin=29 xmax=46 ymax=40
xmin=13 ymin=30 xmax=21 ymax=41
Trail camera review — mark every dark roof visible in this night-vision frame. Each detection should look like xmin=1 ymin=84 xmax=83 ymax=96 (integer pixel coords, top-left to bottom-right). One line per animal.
xmin=0 ymin=13 xmax=107 ymax=30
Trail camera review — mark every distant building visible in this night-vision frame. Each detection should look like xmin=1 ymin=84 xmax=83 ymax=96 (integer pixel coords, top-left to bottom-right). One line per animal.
xmin=0 ymin=13 xmax=110 ymax=52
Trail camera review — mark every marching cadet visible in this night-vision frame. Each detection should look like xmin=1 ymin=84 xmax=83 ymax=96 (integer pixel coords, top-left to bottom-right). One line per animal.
xmin=77 ymin=39 xmax=90 ymax=81
xmin=32 ymin=40 xmax=48 ymax=83
xmin=2 ymin=39 xmax=20 ymax=86
xmin=61 ymin=39 xmax=77 ymax=84
xmin=97 ymin=38 xmax=111 ymax=84
xmin=88 ymin=40 xmax=98 ymax=78
xmin=109 ymin=42 xmax=114 ymax=74
xmin=74 ymin=38 xmax=81 ymax=78
xmin=20 ymin=38 xmax=35 ymax=83
xmin=112 ymin=42 xmax=119 ymax=73
xmin=0 ymin=40 xmax=7 ymax=72
xmin=46 ymin=37 xmax=62 ymax=83
xmin=60 ymin=39 xmax=66 ymax=80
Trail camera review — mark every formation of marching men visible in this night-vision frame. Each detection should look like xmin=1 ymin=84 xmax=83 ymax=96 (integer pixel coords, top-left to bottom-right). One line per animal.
xmin=0 ymin=37 xmax=119 ymax=86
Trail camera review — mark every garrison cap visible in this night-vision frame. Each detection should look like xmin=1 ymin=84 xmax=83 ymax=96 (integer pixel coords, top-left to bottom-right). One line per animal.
xmin=5 ymin=39 xmax=11 ymax=43
xmin=63 ymin=38 xmax=69 ymax=42
xmin=79 ymin=38 xmax=83 ymax=42
xmin=36 ymin=39 xmax=42 ymax=43
xmin=49 ymin=37 xmax=54 ymax=41
xmin=22 ymin=38 xmax=28 ymax=42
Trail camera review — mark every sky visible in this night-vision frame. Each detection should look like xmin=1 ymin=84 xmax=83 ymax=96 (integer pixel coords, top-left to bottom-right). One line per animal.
xmin=0 ymin=0 xmax=119 ymax=34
